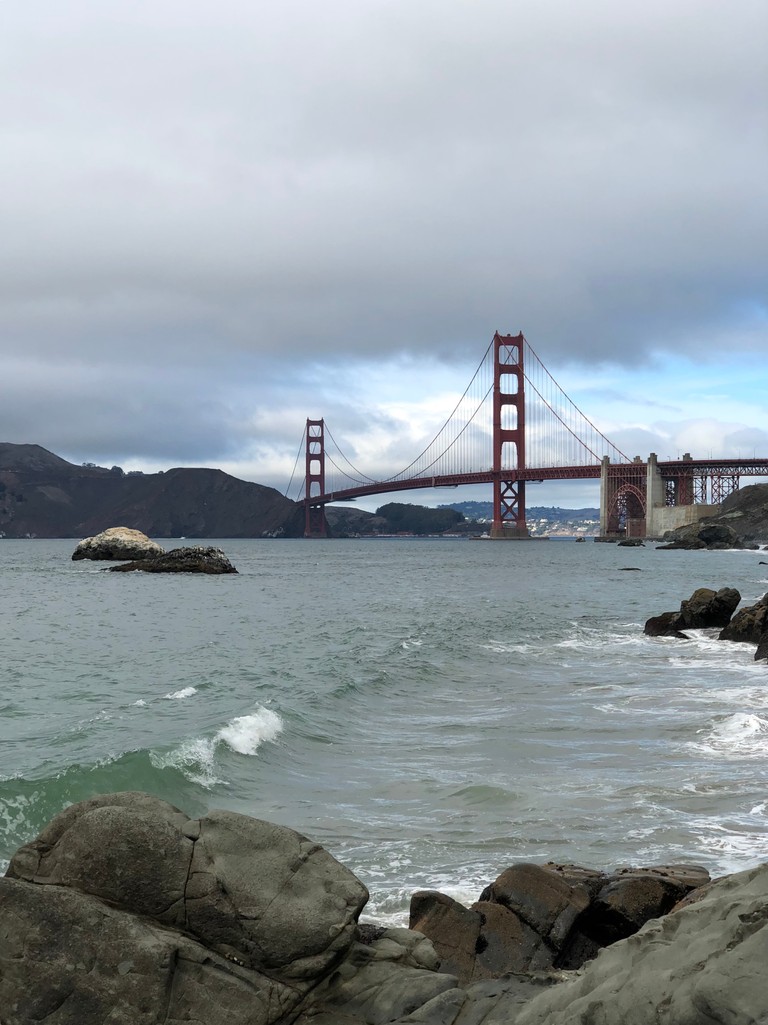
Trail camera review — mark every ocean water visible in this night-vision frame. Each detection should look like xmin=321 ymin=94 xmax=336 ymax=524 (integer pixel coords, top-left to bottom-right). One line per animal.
xmin=2 ymin=537 xmax=768 ymax=924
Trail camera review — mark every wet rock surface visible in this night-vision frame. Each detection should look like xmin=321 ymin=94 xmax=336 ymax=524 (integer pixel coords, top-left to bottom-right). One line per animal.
xmin=4 ymin=793 xmax=368 ymax=1024
xmin=645 ymin=586 xmax=768 ymax=661
xmin=643 ymin=586 xmax=741 ymax=638
xmin=719 ymin=592 xmax=768 ymax=643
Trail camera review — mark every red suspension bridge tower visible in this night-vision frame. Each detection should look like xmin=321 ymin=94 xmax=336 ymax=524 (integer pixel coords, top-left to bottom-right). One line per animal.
xmin=304 ymin=419 xmax=328 ymax=538
xmin=491 ymin=331 xmax=528 ymax=539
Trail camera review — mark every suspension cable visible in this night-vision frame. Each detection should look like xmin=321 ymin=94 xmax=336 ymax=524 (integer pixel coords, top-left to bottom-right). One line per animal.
xmin=524 ymin=340 xmax=631 ymax=463
xmin=381 ymin=338 xmax=495 ymax=481
xmin=324 ymin=424 xmax=377 ymax=483
xmin=325 ymin=451 xmax=373 ymax=487
xmin=394 ymin=380 xmax=495 ymax=478
xmin=285 ymin=427 xmax=306 ymax=499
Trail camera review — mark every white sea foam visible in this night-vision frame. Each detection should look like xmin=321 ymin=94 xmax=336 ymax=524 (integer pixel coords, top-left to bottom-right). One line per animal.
xmin=594 ymin=703 xmax=635 ymax=715
xmin=151 ymin=737 xmax=225 ymax=788
xmin=686 ymin=684 xmax=768 ymax=706
xmin=131 ymin=699 xmax=147 ymax=707
xmin=217 ymin=708 xmax=283 ymax=755
xmin=482 ymin=641 xmax=536 ymax=654
xmin=164 ymin=686 xmax=197 ymax=700
xmin=688 ymin=817 xmax=768 ymax=873
xmin=151 ymin=706 xmax=284 ymax=786
xmin=556 ymin=632 xmax=644 ymax=652
xmin=688 ymin=712 xmax=768 ymax=759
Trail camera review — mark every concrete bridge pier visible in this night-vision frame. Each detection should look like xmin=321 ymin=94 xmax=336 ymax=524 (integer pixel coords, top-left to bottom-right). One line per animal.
xmin=600 ymin=453 xmax=720 ymax=538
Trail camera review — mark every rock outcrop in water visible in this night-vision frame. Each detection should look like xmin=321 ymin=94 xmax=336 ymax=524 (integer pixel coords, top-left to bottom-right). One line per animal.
xmin=644 ymin=586 xmax=741 ymax=638
xmin=72 ymin=526 xmax=165 ymax=561
xmin=645 ymin=586 xmax=768 ymax=661
xmin=108 ymin=545 xmax=238 ymax=574
xmin=719 ymin=592 xmax=768 ymax=644
xmin=2 ymin=792 xmax=767 ymax=1024
xmin=657 ymin=522 xmax=744 ymax=550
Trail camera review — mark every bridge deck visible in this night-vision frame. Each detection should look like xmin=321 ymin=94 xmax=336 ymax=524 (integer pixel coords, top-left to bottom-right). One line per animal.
xmin=310 ymin=459 xmax=768 ymax=506
xmin=312 ymin=466 xmax=600 ymax=504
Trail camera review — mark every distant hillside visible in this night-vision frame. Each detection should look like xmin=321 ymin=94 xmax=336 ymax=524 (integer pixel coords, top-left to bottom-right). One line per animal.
xmin=0 ymin=444 xmax=304 ymax=539
xmin=439 ymin=500 xmax=600 ymax=521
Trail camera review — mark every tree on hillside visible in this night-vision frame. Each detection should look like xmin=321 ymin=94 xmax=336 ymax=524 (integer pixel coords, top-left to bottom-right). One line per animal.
xmin=375 ymin=502 xmax=465 ymax=535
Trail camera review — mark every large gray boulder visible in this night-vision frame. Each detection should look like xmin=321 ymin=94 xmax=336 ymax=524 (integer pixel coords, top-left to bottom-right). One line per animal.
xmin=72 ymin=526 xmax=165 ymax=561
xmin=0 ymin=876 xmax=291 ymax=1025
xmin=4 ymin=792 xmax=368 ymax=1024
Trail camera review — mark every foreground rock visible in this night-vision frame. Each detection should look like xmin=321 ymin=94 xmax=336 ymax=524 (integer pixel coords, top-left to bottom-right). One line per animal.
xmin=72 ymin=526 xmax=165 ymax=561
xmin=300 ymin=863 xmax=768 ymax=1025
xmin=643 ymin=586 xmax=741 ymax=638
xmin=2 ymin=792 xmax=766 ymax=1025
xmin=3 ymin=792 xmax=368 ymax=1025
xmin=409 ymin=861 xmax=708 ymax=986
xmin=514 ymin=864 xmax=768 ymax=1025
xmin=108 ymin=545 xmax=238 ymax=573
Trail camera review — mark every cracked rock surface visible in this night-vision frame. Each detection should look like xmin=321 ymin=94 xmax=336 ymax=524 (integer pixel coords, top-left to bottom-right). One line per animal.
xmin=3 ymin=792 xmax=368 ymax=1025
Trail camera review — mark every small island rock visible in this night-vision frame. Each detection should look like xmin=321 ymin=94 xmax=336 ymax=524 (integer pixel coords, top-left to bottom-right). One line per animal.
xmin=108 ymin=545 xmax=238 ymax=574
xmin=72 ymin=526 xmax=165 ymax=561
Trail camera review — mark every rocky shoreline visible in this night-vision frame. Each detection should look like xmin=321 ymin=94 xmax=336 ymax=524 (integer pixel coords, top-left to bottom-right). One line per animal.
xmin=2 ymin=792 xmax=765 ymax=1024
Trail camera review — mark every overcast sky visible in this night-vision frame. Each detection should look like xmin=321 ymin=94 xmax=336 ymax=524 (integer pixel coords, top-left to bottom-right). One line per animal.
xmin=2 ymin=1 xmax=766 ymax=510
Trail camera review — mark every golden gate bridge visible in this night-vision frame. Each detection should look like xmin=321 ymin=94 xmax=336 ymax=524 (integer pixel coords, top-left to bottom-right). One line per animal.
xmin=287 ymin=333 xmax=768 ymax=538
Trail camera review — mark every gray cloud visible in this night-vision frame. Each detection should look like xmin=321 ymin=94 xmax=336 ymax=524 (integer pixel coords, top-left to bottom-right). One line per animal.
xmin=0 ymin=0 xmax=766 ymax=483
